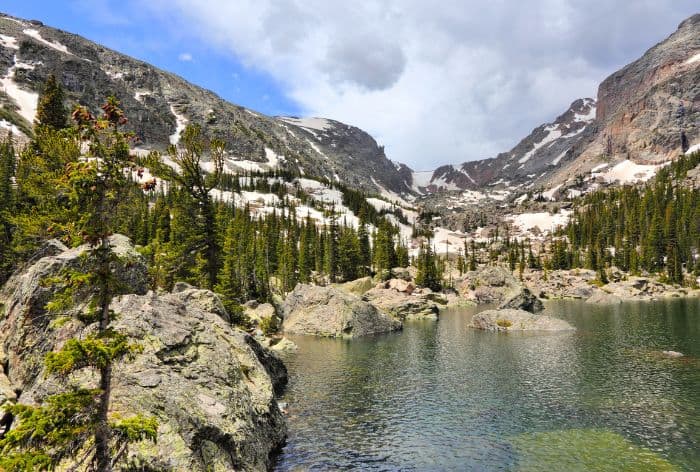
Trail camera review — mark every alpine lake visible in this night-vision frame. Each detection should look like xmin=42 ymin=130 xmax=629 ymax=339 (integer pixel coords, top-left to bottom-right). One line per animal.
xmin=274 ymin=298 xmax=700 ymax=471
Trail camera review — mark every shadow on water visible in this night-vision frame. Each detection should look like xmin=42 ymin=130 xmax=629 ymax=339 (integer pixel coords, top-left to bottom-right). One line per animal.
xmin=275 ymin=298 xmax=700 ymax=471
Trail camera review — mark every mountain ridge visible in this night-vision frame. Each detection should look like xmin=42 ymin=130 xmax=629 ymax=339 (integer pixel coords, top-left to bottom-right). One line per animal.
xmin=1 ymin=11 xmax=698 ymax=206
xmin=0 ymin=12 xmax=414 ymax=197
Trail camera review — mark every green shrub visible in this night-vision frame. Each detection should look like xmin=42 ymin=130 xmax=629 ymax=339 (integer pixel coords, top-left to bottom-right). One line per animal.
xmin=496 ymin=319 xmax=512 ymax=328
xmin=259 ymin=316 xmax=279 ymax=336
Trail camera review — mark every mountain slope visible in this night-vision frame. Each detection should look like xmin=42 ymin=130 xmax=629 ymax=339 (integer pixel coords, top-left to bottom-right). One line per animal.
xmin=0 ymin=13 xmax=413 ymax=196
xmin=414 ymin=14 xmax=700 ymax=198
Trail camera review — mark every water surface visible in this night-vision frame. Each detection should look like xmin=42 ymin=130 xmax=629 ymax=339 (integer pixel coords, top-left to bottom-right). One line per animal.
xmin=275 ymin=299 xmax=700 ymax=471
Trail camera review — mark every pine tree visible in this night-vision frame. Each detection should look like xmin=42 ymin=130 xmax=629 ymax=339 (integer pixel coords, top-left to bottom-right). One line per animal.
xmin=415 ymin=242 xmax=442 ymax=292
xmin=0 ymin=98 xmax=157 ymax=471
xmin=35 ymin=74 xmax=68 ymax=130
xmin=357 ymin=217 xmax=372 ymax=276
xmin=0 ymin=136 xmax=15 ymax=282
xmin=337 ymin=225 xmax=361 ymax=281
xmin=148 ymin=124 xmax=224 ymax=289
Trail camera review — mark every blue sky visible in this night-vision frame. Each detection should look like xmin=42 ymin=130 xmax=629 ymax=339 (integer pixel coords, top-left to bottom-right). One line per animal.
xmin=2 ymin=1 xmax=698 ymax=169
xmin=2 ymin=0 xmax=301 ymax=117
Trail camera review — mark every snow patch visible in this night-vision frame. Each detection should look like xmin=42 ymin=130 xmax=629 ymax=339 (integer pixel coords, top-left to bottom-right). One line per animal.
xmin=685 ymin=143 xmax=700 ymax=155
xmin=685 ymin=52 xmax=700 ymax=65
xmin=518 ymin=125 xmax=561 ymax=164
xmin=460 ymin=190 xmax=487 ymax=203
xmin=264 ymin=147 xmax=283 ymax=167
xmin=23 ymin=28 xmax=72 ymax=55
xmin=551 ymin=149 xmax=568 ymax=166
xmin=279 ymin=116 xmax=332 ymax=132
xmin=541 ymin=184 xmax=562 ymax=201
xmin=567 ymin=189 xmax=582 ymax=199
xmin=591 ymin=163 xmax=609 ymax=173
xmin=509 ymin=210 xmax=571 ymax=235
xmin=596 ymin=160 xmax=662 ymax=184
xmin=0 ymin=34 xmax=18 ymax=49
xmin=306 ymin=138 xmax=328 ymax=159
xmin=0 ymin=56 xmax=38 ymax=124
xmin=0 ymin=119 xmax=22 ymax=135
xmin=169 ymin=105 xmax=188 ymax=145
xmin=134 ymin=91 xmax=151 ymax=102
xmin=574 ymin=103 xmax=596 ymax=122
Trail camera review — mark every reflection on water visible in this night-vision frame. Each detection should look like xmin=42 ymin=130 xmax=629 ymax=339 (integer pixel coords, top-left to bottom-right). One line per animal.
xmin=275 ymin=299 xmax=700 ymax=471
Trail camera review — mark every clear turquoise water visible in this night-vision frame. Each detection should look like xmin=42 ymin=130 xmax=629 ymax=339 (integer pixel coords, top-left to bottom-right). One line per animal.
xmin=275 ymin=299 xmax=700 ymax=471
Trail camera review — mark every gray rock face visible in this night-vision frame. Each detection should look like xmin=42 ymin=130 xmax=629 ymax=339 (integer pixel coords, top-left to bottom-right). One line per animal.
xmin=499 ymin=287 xmax=544 ymax=313
xmin=243 ymin=301 xmax=277 ymax=327
xmin=0 ymin=235 xmax=286 ymax=471
xmin=363 ymin=285 xmax=440 ymax=321
xmin=413 ymin=15 xmax=700 ymax=203
xmin=469 ymin=309 xmax=575 ymax=332
xmin=336 ymin=276 xmax=375 ymax=296
xmin=281 ymin=284 xmax=402 ymax=337
xmin=458 ymin=266 xmax=527 ymax=305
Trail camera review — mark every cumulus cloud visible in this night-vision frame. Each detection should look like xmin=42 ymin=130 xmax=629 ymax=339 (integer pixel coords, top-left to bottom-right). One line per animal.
xmin=178 ymin=52 xmax=193 ymax=62
xmin=140 ymin=0 xmax=697 ymax=169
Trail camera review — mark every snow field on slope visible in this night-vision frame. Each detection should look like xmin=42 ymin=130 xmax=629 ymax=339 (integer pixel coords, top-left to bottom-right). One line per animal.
xmin=1 ymin=56 xmax=38 ymax=125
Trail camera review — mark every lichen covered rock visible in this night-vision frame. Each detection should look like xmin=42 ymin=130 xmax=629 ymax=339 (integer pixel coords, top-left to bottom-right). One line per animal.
xmin=281 ymin=284 xmax=402 ymax=337
xmin=469 ymin=309 xmax=575 ymax=332
xmin=0 ymin=235 xmax=287 ymax=471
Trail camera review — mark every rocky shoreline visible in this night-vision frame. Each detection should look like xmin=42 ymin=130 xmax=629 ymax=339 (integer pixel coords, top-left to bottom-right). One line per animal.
xmin=250 ymin=265 xmax=699 ymax=339
xmin=0 ymin=237 xmax=287 ymax=471
xmin=2 ymin=238 xmax=695 ymax=469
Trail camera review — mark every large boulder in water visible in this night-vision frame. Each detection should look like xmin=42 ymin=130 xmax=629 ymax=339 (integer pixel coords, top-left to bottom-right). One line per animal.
xmin=458 ymin=266 xmax=528 ymax=305
xmin=281 ymin=284 xmax=402 ymax=337
xmin=363 ymin=284 xmax=440 ymax=321
xmin=469 ymin=309 xmax=575 ymax=332
xmin=499 ymin=287 xmax=544 ymax=313
xmin=0 ymin=235 xmax=287 ymax=471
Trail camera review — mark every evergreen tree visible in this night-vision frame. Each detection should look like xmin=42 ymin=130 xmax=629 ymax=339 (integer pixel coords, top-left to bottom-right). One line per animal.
xmin=35 ymin=74 xmax=68 ymax=130
xmin=0 ymin=136 xmax=15 ymax=282
xmin=148 ymin=124 xmax=224 ymax=289
xmin=0 ymin=99 xmax=157 ymax=471
xmin=415 ymin=242 xmax=442 ymax=292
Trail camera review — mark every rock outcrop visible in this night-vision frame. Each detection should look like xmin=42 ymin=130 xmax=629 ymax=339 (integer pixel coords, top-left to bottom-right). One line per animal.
xmin=281 ymin=284 xmax=402 ymax=337
xmin=470 ymin=309 xmax=575 ymax=332
xmin=498 ymin=287 xmax=544 ymax=313
xmin=457 ymin=266 xmax=544 ymax=313
xmin=363 ymin=281 xmax=440 ymax=321
xmin=0 ymin=236 xmax=287 ymax=471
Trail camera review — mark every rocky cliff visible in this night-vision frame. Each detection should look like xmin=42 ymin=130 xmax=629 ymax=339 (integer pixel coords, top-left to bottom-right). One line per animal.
xmin=415 ymin=14 xmax=700 ymax=198
xmin=0 ymin=236 xmax=287 ymax=471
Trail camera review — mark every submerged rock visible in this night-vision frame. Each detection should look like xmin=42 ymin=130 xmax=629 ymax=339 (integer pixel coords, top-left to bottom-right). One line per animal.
xmin=469 ymin=309 xmax=575 ymax=332
xmin=510 ymin=429 xmax=678 ymax=471
xmin=281 ymin=284 xmax=402 ymax=337
xmin=586 ymin=291 xmax=623 ymax=304
xmin=0 ymin=235 xmax=287 ymax=471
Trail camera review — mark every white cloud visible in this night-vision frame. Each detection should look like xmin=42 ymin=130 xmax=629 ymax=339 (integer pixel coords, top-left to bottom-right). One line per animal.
xmin=139 ymin=0 xmax=697 ymax=169
xmin=178 ymin=52 xmax=193 ymax=62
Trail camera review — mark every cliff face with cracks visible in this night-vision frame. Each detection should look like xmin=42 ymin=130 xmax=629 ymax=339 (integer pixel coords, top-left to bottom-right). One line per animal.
xmin=0 ymin=235 xmax=287 ymax=471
